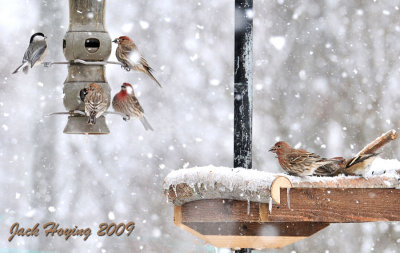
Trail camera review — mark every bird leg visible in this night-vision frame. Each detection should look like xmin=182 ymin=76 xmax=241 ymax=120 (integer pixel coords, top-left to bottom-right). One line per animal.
xmin=121 ymin=64 xmax=131 ymax=71
xmin=123 ymin=115 xmax=130 ymax=121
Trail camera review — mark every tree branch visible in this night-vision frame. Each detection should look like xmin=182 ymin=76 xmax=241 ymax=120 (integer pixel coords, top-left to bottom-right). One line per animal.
xmin=356 ymin=129 xmax=398 ymax=156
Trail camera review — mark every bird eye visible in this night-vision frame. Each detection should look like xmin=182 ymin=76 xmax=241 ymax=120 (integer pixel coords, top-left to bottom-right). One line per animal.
xmin=277 ymin=145 xmax=281 ymax=148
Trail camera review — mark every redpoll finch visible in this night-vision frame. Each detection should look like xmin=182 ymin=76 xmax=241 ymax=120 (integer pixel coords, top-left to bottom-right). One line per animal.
xmin=13 ymin=32 xmax=48 ymax=74
xmin=344 ymin=153 xmax=379 ymax=176
xmin=313 ymin=157 xmax=346 ymax=176
xmin=112 ymin=83 xmax=153 ymax=131
xmin=269 ymin=141 xmax=343 ymax=176
xmin=83 ymin=83 xmax=108 ymax=125
xmin=112 ymin=36 xmax=162 ymax=87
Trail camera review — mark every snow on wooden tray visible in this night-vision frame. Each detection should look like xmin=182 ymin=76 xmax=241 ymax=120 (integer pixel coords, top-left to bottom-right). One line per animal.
xmin=164 ymin=158 xmax=400 ymax=205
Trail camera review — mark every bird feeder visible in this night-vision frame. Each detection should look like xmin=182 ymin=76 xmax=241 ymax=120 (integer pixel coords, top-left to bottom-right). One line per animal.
xmin=62 ymin=0 xmax=112 ymax=134
xmin=164 ymin=166 xmax=400 ymax=250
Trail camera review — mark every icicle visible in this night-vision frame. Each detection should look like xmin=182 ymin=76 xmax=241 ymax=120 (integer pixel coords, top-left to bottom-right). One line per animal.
xmin=189 ymin=182 xmax=195 ymax=192
xmin=287 ymin=188 xmax=291 ymax=210
xmin=228 ymin=181 xmax=234 ymax=191
xmin=247 ymin=198 xmax=250 ymax=215
xmin=172 ymin=185 xmax=177 ymax=197
xmin=269 ymin=196 xmax=273 ymax=214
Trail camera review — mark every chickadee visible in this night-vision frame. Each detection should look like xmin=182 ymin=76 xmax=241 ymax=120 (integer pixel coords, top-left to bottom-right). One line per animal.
xmin=12 ymin=32 xmax=48 ymax=74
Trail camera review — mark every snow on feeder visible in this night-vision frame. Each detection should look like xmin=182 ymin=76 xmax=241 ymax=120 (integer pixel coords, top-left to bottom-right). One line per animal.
xmin=164 ymin=158 xmax=400 ymax=249
xmin=62 ymin=0 xmax=112 ymax=134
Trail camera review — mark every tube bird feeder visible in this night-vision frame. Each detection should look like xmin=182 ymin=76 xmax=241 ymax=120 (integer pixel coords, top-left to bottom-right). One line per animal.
xmin=63 ymin=0 xmax=112 ymax=134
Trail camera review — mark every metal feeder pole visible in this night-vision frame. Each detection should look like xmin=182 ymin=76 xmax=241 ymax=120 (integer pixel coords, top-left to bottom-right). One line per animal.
xmin=234 ymin=0 xmax=253 ymax=170
xmin=63 ymin=0 xmax=112 ymax=134
xmin=234 ymin=0 xmax=253 ymax=252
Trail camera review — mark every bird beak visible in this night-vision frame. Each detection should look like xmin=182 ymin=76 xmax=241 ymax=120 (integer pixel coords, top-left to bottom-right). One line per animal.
xmin=268 ymin=146 xmax=276 ymax=153
xmin=44 ymin=36 xmax=47 ymax=39
xmin=112 ymin=38 xmax=118 ymax=43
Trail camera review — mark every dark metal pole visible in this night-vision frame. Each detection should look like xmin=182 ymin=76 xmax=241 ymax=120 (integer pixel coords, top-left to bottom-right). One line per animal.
xmin=234 ymin=1 xmax=253 ymax=253
xmin=234 ymin=0 xmax=253 ymax=169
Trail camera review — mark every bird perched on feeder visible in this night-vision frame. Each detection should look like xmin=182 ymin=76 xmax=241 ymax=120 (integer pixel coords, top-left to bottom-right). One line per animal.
xmin=269 ymin=141 xmax=345 ymax=176
xmin=82 ymin=83 xmax=108 ymax=125
xmin=12 ymin=32 xmax=48 ymax=74
xmin=343 ymin=153 xmax=379 ymax=176
xmin=112 ymin=36 xmax=162 ymax=88
xmin=112 ymin=83 xmax=153 ymax=131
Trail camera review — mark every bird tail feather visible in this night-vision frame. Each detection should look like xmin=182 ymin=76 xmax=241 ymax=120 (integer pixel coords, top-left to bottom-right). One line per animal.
xmin=140 ymin=115 xmax=154 ymax=131
xmin=88 ymin=112 xmax=97 ymax=125
xmin=146 ymin=68 xmax=162 ymax=88
xmin=345 ymin=153 xmax=379 ymax=168
xmin=12 ymin=62 xmax=29 ymax=74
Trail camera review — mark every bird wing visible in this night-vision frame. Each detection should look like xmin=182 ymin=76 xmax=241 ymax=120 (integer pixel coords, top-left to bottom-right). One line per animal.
xmin=129 ymin=95 xmax=144 ymax=114
xmin=140 ymin=56 xmax=151 ymax=69
xmin=314 ymin=157 xmax=345 ymax=176
xmin=286 ymin=152 xmax=321 ymax=166
xmin=25 ymin=41 xmax=47 ymax=67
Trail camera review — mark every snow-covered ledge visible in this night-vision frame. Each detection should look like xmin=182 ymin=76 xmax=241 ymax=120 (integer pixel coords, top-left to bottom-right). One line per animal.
xmin=164 ymin=158 xmax=400 ymax=206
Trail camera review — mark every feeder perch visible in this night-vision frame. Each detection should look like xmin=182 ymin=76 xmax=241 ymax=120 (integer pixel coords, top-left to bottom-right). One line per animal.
xmin=164 ymin=166 xmax=400 ymax=249
xmin=62 ymin=0 xmax=112 ymax=134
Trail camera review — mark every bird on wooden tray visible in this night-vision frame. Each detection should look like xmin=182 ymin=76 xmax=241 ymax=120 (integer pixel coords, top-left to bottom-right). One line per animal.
xmin=81 ymin=83 xmax=108 ymax=125
xmin=112 ymin=82 xmax=153 ymax=131
xmin=12 ymin=32 xmax=48 ymax=74
xmin=343 ymin=153 xmax=379 ymax=176
xmin=269 ymin=141 xmax=345 ymax=177
xmin=112 ymin=35 xmax=162 ymax=88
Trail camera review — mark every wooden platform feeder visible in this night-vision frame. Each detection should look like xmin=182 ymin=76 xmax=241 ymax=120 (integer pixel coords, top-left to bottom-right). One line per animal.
xmin=164 ymin=167 xmax=400 ymax=249
xmin=163 ymin=0 xmax=400 ymax=251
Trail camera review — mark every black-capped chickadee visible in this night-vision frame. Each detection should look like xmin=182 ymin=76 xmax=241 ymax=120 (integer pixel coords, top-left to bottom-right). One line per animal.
xmin=12 ymin=32 xmax=48 ymax=74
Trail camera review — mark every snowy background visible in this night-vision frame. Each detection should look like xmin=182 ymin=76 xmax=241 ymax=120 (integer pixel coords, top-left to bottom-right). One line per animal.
xmin=1 ymin=0 xmax=400 ymax=252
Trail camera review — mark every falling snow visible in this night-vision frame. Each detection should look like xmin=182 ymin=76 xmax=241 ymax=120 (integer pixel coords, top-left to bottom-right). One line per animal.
xmin=1 ymin=0 xmax=400 ymax=252
xmin=269 ymin=36 xmax=286 ymax=50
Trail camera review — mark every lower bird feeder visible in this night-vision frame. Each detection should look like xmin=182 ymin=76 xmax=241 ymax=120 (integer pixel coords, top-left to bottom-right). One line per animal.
xmin=63 ymin=115 xmax=109 ymax=135
xmin=164 ymin=165 xmax=400 ymax=249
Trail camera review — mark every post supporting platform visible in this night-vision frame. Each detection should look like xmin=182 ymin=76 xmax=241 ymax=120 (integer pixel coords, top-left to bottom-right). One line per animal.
xmin=234 ymin=0 xmax=253 ymax=169
xmin=234 ymin=0 xmax=253 ymax=251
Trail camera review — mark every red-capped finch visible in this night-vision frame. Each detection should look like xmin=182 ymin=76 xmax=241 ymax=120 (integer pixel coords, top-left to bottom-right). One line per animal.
xmin=269 ymin=141 xmax=343 ymax=176
xmin=83 ymin=83 xmax=108 ymax=125
xmin=112 ymin=83 xmax=153 ymax=131
xmin=113 ymin=36 xmax=162 ymax=88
